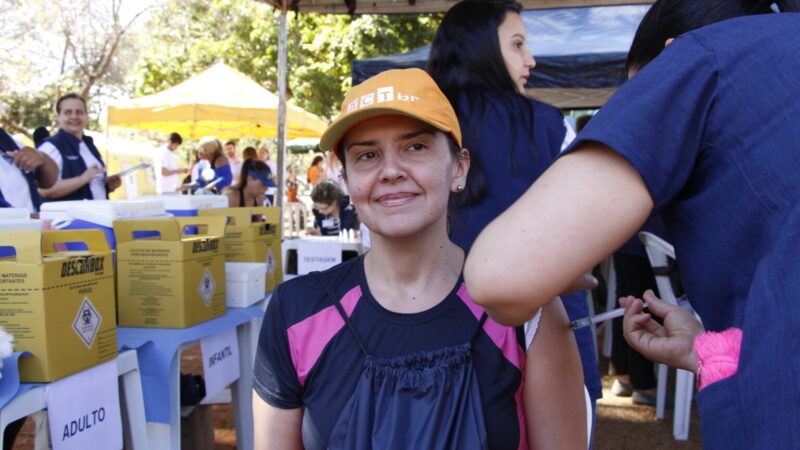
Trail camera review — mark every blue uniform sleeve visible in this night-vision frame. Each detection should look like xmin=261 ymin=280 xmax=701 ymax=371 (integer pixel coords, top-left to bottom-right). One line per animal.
xmin=253 ymin=286 xmax=304 ymax=409
xmin=563 ymin=34 xmax=718 ymax=209
xmin=214 ymin=164 xmax=233 ymax=190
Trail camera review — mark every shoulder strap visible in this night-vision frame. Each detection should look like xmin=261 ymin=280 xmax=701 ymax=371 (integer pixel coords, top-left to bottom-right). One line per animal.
xmin=312 ymin=271 xmax=369 ymax=356
xmin=470 ymin=312 xmax=489 ymax=343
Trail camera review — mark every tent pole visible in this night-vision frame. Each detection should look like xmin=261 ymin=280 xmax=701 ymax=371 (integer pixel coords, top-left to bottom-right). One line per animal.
xmin=276 ymin=1 xmax=288 ymax=210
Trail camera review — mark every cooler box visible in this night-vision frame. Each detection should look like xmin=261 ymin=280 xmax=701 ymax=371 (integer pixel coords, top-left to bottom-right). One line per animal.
xmin=40 ymin=200 xmax=170 ymax=249
xmin=114 ymin=217 xmax=227 ymax=328
xmin=198 ymin=207 xmax=282 ymax=293
xmin=0 ymin=229 xmax=117 ymax=382
xmin=225 ymin=262 xmax=266 ymax=308
xmin=136 ymin=195 xmax=229 ymax=217
xmin=0 ymin=208 xmax=31 ymax=220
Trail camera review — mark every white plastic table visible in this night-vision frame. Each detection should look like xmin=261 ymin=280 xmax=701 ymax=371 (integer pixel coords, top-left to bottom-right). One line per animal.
xmin=0 ymin=350 xmax=149 ymax=450
xmin=117 ymin=301 xmax=266 ymax=450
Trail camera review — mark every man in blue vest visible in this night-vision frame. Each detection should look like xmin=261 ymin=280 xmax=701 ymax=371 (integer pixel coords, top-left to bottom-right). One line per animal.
xmin=0 ymin=128 xmax=58 ymax=212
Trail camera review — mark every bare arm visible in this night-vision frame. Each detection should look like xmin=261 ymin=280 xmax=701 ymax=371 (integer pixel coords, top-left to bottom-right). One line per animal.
xmin=525 ymin=298 xmax=586 ymax=450
xmin=6 ymin=147 xmax=59 ymax=189
xmin=39 ymin=166 xmax=104 ymax=199
xmin=465 ymin=144 xmax=653 ymax=325
xmin=253 ymin=393 xmax=303 ymax=450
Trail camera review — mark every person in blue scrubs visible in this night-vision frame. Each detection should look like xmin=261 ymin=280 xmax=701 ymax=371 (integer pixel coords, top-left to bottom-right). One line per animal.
xmin=427 ymin=0 xmax=601 ymax=430
xmin=465 ymin=1 xmax=800 ymax=448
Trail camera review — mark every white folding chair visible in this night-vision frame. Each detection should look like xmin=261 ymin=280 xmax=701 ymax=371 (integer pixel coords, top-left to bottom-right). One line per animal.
xmin=639 ymin=231 xmax=699 ymax=441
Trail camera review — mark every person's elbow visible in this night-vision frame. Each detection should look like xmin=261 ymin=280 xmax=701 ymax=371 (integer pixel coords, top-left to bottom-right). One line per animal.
xmin=464 ymin=254 xmax=544 ymax=327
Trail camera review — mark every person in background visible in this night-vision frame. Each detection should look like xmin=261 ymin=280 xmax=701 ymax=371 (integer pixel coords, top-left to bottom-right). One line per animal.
xmin=325 ymin=149 xmax=347 ymax=194
xmin=427 ymin=0 xmax=600 ymax=437
xmin=32 ymin=126 xmax=49 ymax=148
xmin=0 ymin=128 xmax=58 ymax=212
xmin=157 ymin=132 xmax=188 ymax=194
xmin=196 ymin=137 xmax=232 ymax=192
xmin=223 ymin=159 xmax=271 ymax=207
xmin=306 ymin=154 xmax=325 ymax=186
xmin=225 ymin=140 xmax=242 ymax=184
xmin=38 ymin=93 xmax=121 ymax=201
xmin=307 ymin=179 xmax=357 ymax=236
xmin=464 ymin=1 xmax=800 ymax=447
xmin=253 ymin=68 xmax=585 ymax=449
xmin=243 ymin=146 xmax=258 ymax=161
xmin=258 ymin=146 xmax=278 ymax=175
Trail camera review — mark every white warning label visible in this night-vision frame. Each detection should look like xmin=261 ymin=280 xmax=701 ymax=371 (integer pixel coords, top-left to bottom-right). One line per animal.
xmin=72 ymin=297 xmax=102 ymax=349
xmin=198 ymin=269 xmax=216 ymax=306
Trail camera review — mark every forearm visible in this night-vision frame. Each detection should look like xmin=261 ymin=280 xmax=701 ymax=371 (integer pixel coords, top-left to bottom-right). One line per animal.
xmin=465 ymin=145 xmax=653 ymax=326
xmin=525 ymin=298 xmax=586 ymax=450
xmin=34 ymin=156 xmax=59 ymax=189
xmin=39 ymin=175 xmax=88 ymax=199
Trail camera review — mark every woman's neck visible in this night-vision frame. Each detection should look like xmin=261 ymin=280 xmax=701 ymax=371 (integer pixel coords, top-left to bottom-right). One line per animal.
xmin=364 ymin=225 xmax=464 ymax=314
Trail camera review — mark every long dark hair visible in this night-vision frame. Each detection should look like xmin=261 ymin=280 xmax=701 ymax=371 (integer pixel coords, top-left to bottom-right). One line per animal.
xmin=428 ymin=0 xmax=537 ymax=207
xmin=235 ymin=159 xmax=270 ymax=191
xmin=627 ymin=0 xmax=799 ymax=72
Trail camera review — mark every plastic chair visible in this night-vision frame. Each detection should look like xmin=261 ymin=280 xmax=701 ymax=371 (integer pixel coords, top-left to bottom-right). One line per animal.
xmin=639 ymin=231 xmax=699 ymax=441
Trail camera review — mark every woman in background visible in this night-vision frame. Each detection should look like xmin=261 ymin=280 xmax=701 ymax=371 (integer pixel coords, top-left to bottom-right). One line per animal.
xmin=195 ymin=137 xmax=233 ymax=191
xmin=307 ymin=180 xmax=357 ymax=236
xmin=427 ymin=1 xmax=599 ymax=439
xmin=223 ymin=159 xmax=270 ymax=207
xmin=39 ymin=93 xmax=121 ymax=200
xmin=306 ymin=155 xmax=325 ymax=186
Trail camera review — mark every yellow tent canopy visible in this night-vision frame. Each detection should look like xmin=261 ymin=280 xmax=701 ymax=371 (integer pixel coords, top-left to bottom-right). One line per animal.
xmin=107 ymin=62 xmax=328 ymax=140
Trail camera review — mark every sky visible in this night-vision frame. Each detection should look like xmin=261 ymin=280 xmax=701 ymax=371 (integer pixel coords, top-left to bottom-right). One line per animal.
xmin=523 ymin=5 xmax=650 ymax=56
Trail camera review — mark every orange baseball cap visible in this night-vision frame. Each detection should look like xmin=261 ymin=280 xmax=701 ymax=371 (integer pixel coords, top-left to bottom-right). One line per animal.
xmin=320 ymin=68 xmax=462 ymax=158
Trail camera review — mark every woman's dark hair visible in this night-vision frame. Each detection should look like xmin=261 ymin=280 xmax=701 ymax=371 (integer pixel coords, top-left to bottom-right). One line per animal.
xmin=33 ymin=127 xmax=50 ymax=147
xmin=427 ymin=0 xmax=537 ymax=208
xmin=243 ymin=146 xmax=257 ymax=160
xmin=627 ymin=0 xmax=798 ymax=72
xmin=311 ymin=180 xmax=345 ymax=207
xmin=235 ymin=159 xmax=270 ymax=191
xmin=311 ymin=155 xmax=324 ymax=167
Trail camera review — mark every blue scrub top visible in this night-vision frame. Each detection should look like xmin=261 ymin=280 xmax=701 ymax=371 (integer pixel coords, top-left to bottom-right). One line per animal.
xmin=564 ymin=13 xmax=800 ymax=449
xmin=449 ymin=90 xmax=603 ymax=401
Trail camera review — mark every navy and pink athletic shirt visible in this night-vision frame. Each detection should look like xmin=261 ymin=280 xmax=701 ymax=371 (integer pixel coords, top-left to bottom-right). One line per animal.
xmin=254 ymin=256 xmax=529 ymax=449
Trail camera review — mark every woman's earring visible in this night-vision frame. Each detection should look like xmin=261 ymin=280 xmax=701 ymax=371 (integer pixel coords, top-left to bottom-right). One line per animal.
xmin=456 ymin=185 xmax=464 ymax=192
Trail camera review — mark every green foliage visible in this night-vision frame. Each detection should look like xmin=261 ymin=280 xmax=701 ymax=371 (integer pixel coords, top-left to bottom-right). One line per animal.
xmin=131 ymin=0 xmax=440 ymax=121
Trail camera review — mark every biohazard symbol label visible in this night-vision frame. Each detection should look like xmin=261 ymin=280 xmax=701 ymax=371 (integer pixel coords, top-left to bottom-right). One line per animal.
xmin=72 ymin=297 xmax=102 ymax=349
xmin=198 ymin=269 xmax=216 ymax=306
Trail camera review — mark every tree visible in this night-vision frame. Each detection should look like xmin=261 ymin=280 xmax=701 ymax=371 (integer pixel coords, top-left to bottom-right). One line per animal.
xmin=0 ymin=0 xmax=152 ymax=136
xmin=130 ymin=0 xmax=440 ymax=121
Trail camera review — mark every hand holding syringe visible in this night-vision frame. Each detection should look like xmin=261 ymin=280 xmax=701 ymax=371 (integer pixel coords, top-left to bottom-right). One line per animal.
xmin=570 ymin=296 xmax=691 ymax=329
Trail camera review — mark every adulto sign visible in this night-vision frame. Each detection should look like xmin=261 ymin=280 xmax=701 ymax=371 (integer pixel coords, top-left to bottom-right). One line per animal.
xmin=46 ymin=360 xmax=122 ymax=450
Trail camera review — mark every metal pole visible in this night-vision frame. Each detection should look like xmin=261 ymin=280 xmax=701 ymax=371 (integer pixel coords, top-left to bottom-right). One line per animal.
xmin=276 ymin=1 xmax=288 ymax=209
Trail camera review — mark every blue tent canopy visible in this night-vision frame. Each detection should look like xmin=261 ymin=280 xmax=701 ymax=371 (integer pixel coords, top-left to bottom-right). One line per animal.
xmin=352 ymin=5 xmax=650 ymax=108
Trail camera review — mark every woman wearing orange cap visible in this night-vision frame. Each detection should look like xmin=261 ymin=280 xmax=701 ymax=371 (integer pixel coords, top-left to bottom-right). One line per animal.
xmin=253 ymin=68 xmax=585 ymax=450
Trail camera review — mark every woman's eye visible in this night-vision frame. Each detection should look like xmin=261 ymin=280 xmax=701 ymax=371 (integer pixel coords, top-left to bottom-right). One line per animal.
xmin=408 ymin=143 xmax=426 ymax=152
xmin=357 ymin=151 xmax=377 ymax=161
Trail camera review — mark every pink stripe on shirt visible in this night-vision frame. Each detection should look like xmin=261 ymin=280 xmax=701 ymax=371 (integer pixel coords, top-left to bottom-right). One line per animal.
xmin=457 ymin=283 xmax=528 ymax=450
xmin=287 ymin=285 xmax=363 ymax=386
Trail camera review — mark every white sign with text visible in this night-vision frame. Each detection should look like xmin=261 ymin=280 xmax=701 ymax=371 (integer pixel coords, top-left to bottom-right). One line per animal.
xmin=46 ymin=360 xmax=122 ymax=450
xmin=297 ymin=241 xmax=342 ymax=275
xmin=200 ymin=328 xmax=240 ymax=399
